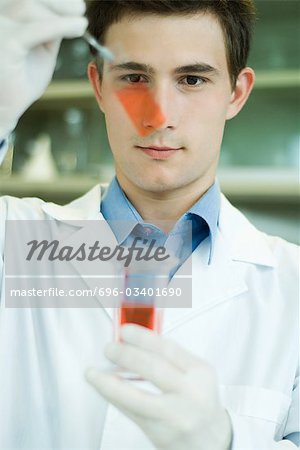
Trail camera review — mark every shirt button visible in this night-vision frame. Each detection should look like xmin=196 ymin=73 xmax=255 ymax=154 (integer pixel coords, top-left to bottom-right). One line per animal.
xmin=144 ymin=227 xmax=153 ymax=236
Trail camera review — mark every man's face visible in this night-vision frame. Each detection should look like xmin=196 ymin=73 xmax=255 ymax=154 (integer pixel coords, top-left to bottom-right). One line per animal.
xmin=93 ymin=13 xmax=237 ymax=193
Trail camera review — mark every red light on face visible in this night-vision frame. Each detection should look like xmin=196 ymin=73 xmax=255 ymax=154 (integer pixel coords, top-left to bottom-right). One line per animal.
xmin=116 ymin=86 xmax=165 ymax=136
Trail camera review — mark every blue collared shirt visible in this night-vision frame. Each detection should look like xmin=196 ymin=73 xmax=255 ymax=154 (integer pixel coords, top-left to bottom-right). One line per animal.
xmin=101 ymin=177 xmax=220 ymax=272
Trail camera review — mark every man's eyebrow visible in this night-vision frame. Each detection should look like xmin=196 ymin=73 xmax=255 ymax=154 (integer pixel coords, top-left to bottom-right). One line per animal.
xmin=108 ymin=61 xmax=220 ymax=76
xmin=174 ymin=63 xmax=220 ymax=76
xmin=109 ymin=62 xmax=155 ymax=74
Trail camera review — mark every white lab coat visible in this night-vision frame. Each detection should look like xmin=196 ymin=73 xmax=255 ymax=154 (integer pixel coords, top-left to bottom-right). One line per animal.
xmin=0 ymin=184 xmax=298 ymax=450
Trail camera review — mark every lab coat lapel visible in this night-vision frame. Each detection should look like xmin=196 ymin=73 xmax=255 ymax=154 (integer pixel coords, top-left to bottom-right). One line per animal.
xmin=42 ymin=185 xmax=116 ymax=321
xmin=163 ymin=227 xmax=248 ymax=333
xmin=162 ymin=194 xmax=276 ymax=333
xmin=55 ymin=217 xmax=118 ymax=321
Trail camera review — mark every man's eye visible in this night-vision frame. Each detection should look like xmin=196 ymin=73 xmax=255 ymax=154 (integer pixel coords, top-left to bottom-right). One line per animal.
xmin=121 ymin=74 xmax=148 ymax=83
xmin=179 ymin=76 xmax=206 ymax=86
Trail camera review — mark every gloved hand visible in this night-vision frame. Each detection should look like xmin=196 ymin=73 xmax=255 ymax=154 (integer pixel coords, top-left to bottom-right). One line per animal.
xmin=0 ymin=0 xmax=88 ymax=137
xmin=86 ymin=324 xmax=233 ymax=450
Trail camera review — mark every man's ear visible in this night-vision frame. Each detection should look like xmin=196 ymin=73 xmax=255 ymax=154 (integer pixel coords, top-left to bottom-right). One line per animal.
xmin=87 ymin=61 xmax=105 ymax=113
xmin=226 ymin=67 xmax=255 ymax=120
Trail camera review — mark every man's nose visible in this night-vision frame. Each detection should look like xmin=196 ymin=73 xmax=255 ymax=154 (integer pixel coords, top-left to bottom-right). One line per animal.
xmin=141 ymin=84 xmax=179 ymax=134
xmin=116 ymin=83 xmax=179 ymax=137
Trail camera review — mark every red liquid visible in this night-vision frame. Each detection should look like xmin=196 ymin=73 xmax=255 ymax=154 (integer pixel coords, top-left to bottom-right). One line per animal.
xmin=120 ymin=302 xmax=155 ymax=329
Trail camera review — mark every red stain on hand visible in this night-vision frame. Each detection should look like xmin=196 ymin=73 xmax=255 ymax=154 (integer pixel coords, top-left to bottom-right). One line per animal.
xmin=116 ymin=86 xmax=165 ymax=137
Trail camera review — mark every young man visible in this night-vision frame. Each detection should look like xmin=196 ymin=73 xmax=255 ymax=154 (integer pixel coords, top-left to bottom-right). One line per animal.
xmin=0 ymin=1 xmax=298 ymax=449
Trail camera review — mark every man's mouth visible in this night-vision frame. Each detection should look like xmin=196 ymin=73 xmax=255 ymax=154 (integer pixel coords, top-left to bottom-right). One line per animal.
xmin=135 ymin=145 xmax=183 ymax=160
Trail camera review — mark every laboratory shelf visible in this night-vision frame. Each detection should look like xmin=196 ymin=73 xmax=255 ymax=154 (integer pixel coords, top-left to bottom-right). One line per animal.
xmin=218 ymin=167 xmax=299 ymax=203
xmin=36 ymin=69 xmax=300 ymax=103
xmin=253 ymin=70 xmax=300 ymax=88
xmin=1 ymin=168 xmax=299 ymax=205
xmin=0 ymin=175 xmax=96 ymax=199
xmin=41 ymin=80 xmax=94 ymax=101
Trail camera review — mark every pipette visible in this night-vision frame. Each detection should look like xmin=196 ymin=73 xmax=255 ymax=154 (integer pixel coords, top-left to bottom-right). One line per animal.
xmin=83 ymin=30 xmax=114 ymax=61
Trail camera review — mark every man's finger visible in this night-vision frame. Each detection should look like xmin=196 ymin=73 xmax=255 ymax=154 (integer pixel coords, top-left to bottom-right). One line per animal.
xmin=40 ymin=0 xmax=86 ymax=17
xmin=85 ymin=368 xmax=165 ymax=419
xmin=120 ymin=324 xmax=204 ymax=372
xmin=104 ymin=341 xmax=183 ymax=392
xmin=20 ymin=17 xmax=87 ymax=49
xmin=2 ymin=0 xmax=85 ymax=22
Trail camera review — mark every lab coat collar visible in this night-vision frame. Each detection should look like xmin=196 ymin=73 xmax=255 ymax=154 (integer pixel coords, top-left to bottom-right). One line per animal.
xmin=41 ymin=184 xmax=276 ymax=268
xmin=42 ymin=184 xmax=103 ymax=221
xmin=218 ymin=194 xmax=276 ymax=268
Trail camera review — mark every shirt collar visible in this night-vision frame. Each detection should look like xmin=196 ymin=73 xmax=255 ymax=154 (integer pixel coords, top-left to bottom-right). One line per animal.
xmin=100 ymin=176 xmax=141 ymax=243
xmin=185 ymin=181 xmax=220 ymax=262
xmin=101 ymin=176 xmax=220 ymax=263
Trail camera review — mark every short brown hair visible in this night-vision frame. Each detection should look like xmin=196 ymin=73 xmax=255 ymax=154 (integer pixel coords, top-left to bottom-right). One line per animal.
xmin=86 ymin=0 xmax=256 ymax=88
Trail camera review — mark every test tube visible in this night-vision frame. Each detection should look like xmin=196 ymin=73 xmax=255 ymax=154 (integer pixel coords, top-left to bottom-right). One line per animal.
xmin=113 ymin=263 xmax=166 ymax=342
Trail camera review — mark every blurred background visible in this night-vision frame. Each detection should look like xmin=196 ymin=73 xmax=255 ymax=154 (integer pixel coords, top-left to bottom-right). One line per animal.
xmin=0 ymin=0 xmax=299 ymax=243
